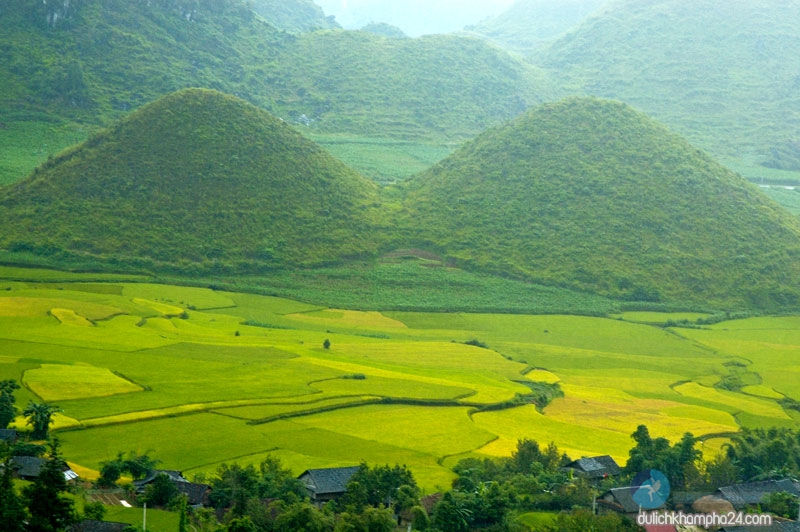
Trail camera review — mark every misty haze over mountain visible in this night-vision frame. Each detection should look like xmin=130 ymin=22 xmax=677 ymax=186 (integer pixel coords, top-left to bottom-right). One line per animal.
xmin=314 ymin=0 xmax=516 ymax=36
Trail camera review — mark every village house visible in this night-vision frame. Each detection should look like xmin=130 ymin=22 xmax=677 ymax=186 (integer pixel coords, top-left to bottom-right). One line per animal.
xmin=563 ymin=455 xmax=621 ymax=481
xmin=297 ymin=466 xmax=360 ymax=505
xmin=719 ymin=522 xmax=800 ymax=532
xmin=69 ymin=521 xmax=130 ymax=532
xmin=9 ymin=455 xmax=79 ymax=482
xmin=717 ymin=479 xmax=800 ymax=511
xmin=0 ymin=428 xmax=18 ymax=444
xmin=597 ymin=486 xmax=659 ymax=517
xmin=133 ymin=469 xmax=211 ymax=508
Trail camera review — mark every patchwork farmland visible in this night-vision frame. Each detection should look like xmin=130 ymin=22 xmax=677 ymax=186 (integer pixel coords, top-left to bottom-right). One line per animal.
xmin=1 ymin=269 xmax=797 ymax=491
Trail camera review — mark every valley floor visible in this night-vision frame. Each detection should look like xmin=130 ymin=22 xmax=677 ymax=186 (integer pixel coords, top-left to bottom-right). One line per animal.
xmin=1 ymin=270 xmax=798 ymax=491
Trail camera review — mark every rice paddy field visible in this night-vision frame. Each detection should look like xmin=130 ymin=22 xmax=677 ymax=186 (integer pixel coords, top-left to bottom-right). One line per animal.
xmin=1 ymin=270 xmax=798 ymax=492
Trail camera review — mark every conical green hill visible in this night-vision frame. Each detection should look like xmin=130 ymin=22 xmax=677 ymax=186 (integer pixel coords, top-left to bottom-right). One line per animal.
xmin=0 ymin=89 xmax=383 ymax=272
xmin=400 ymin=97 xmax=800 ymax=308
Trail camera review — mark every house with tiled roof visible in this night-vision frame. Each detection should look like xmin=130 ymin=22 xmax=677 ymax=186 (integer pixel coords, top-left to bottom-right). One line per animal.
xmin=0 ymin=428 xmax=17 ymax=444
xmin=598 ymin=486 xmax=651 ymax=516
xmin=133 ymin=469 xmax=211 ymax=507
xmin=10 ymin=456 xmax=78 ymax=482
xmin=69 ymin=521 xmax=129 ymax=532
xmin=719 ymin=521 xmax=800 ymax=532
xmin=563 ymin=455 xmax=621 ymax=480
xmin=298 ymin=466 xmax=360 ymax=505
xmin=718 ymin=479 xmax=800 ymax=510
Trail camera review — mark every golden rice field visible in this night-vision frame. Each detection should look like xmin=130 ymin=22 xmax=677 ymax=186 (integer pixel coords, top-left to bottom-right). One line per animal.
xmin=0 ymin=273 xmax=798 ymax=491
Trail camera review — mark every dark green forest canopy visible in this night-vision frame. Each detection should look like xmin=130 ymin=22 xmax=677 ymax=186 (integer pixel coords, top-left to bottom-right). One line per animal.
xmin=400 ymin=97 xmax=800 ymax=309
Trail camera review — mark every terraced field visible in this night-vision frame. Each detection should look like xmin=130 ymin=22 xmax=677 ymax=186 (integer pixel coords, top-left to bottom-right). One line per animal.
xmin=1 ymin=272 xmax=797 ymax=491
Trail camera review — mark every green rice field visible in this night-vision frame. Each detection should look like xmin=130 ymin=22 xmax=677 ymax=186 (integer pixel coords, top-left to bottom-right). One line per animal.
xmin=1 ymin=271 xmax=798 ymax=492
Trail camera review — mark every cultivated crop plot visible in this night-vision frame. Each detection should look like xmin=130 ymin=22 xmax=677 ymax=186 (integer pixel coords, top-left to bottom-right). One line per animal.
xmin=1 ymin=278 xmax=796 ymax=490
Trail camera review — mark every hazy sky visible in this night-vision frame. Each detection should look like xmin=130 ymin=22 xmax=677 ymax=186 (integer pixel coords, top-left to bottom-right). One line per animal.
xmin=315 ymin=0 xmax=516 ymax=37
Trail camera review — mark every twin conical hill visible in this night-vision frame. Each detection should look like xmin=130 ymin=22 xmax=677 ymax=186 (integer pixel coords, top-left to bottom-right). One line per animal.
xmin=400 ymin=98 xmax=800 ymax=308
xmin=0 ymin=89 xmax=383 ymax=272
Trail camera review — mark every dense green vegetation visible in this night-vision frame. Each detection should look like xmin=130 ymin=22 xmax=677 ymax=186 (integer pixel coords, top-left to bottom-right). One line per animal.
xmin=0 ymin=88 xmax=384 ymax=271
xmin=3 ymin=90 xmax=799 ymax=310
xmin=250 ymin=0 xmax=338 ymax=34
xmin=534 ymin=0 xmax=800 ymax=176
xmin=2 ymin=1 xmax=800 ymax=530
xmin=463 ymin=0 xmax=605 ymax=56
xmin=401 ymin=97 xmax=800 ymax=309
xmin=270 ymin=30 xmax=554 ymax=140
xmin=0 ymin=0 xmax=550 ymax=185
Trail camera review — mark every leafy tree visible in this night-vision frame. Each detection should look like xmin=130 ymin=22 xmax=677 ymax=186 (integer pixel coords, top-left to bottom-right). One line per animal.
xmin=625 ymin=425 xmax=701 ymax=490
xmin=432 ymin=491 xmax=472 ymax=532
xmin=122 ymin=451 xmax=160 ymax=480
xmin=510 ymin=439 xmax=566 ymax=474
xmin=342 ymin=463 xmax=418 ymax=511
xmin=227 ymin=516 xmax=257 ymax=532
xmin=724 ymin=427 xmax=800 ymax=481
xmin=23 ymin=438 xmax=77 ymax=532
xmin=96 ymin=451 xmax=159 ymax=487
xmin=407 ymin=505 xmax=430 ymax=531
xmin=83 ymin=501 xmax=106 ymax=521
xmin=141 ymin=473 xmax=179 ymax=508
xmin=273 ymin=502 xmax=334 ymax=532
xmin=22 ymin=401 xmax=62 ymax=440
xmin=0 ymin=452 xmax=27 ymax=532
xmin=209 ymin=463 xmax=260 ymax=515
xmin=178 ymin=494 xmax=188 ymax=532
xmin=763 ymin=491 xmax=798 ymax=519
xmin=97 ymin=455 xmax=125 ymax=487
xmin=0 ymin=379 xmax=20 ymax=429
xmin=190 ymin=508 xmax=227 ymax=532
xmin=257 ymin=455 xmax=306 ymax=502
xmin=334 ymin=506 xmax=395 ymax=532
xmin=703 ymin=453 xmax=739 ymax=489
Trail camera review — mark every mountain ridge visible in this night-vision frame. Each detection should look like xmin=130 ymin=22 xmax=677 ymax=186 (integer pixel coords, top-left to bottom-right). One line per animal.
xmin=535 ymin=0 xmax=800 ymax=172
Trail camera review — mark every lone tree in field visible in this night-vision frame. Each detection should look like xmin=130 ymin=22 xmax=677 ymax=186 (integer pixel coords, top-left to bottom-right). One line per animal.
xmin=0 ymin=379 xmax=20 ymax=429
xmin=23 ymin=401 xmax=62 ymax=440
xmin=323 ymin=338 xmax=331 ymax=349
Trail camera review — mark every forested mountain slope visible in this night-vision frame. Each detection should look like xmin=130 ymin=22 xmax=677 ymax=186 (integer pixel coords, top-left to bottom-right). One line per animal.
xmin=464 ymin=0 xmax=606 ymax=56
xmin=535 ymin=0 xmax=800 ymax=172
